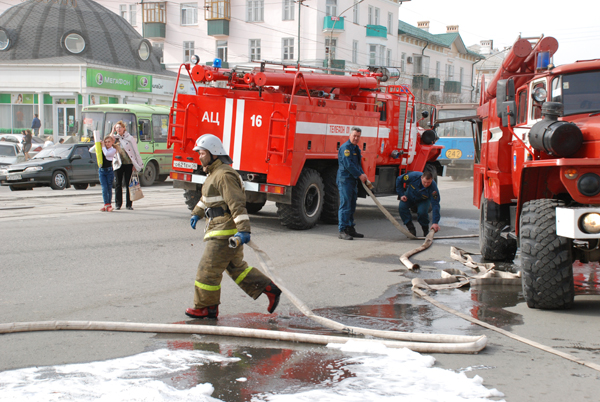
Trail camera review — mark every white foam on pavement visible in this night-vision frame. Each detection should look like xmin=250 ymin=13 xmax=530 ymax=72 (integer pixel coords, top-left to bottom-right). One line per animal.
xmin=0 ymin=342 xmax=504 ymax=402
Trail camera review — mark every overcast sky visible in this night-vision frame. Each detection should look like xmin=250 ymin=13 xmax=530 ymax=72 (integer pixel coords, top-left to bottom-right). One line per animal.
xmin=398 ymin=0 xmax=599 ymax=66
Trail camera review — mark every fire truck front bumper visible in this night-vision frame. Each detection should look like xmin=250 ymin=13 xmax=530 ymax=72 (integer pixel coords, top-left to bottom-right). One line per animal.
xmin=556 ymin=207 xmax=600 ymax=239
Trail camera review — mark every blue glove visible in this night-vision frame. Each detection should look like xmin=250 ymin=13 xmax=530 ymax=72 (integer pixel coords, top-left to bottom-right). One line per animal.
xmin=190 ymin=215 xmax=200 ymax=230
xmin=234 ymin=231 xmax=251 ymax=245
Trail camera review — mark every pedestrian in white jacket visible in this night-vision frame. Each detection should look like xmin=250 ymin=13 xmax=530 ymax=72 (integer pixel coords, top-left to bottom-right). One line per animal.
xmin=112 ymin=120 xmax=143 ymax=210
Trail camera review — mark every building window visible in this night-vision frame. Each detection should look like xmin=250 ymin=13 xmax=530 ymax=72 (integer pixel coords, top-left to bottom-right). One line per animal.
xmin=352 ymin=40 xmax=358 ymax=64
xmin=446 ymin=64 xmax=454 ymax=80
xmin=353 ymin=0 xmax=359 ymax=23
xmin=217 ymin=40 xmax=228 ymax=62
xmin=155 ymin=42 xmax=164 ymax=64
xmin=374 ymin=7 xmax=379 ymax=25
xmin=369 ymin=44 xmax=376 ymax=65
xmin=326 ymin=0 xmax=337 ymax=17
xmin=436 ymin=61 xmax=440 ymax=78
xmin=183 ymin=41 xmax=194 ymax=62
xmin=129 ymin=4 xmax=137 ymax=25
xmin=143 ymin=2 xmax=166 ymax=23
xmin=283 ymin=0 xmax=294 ymax=20
xmin=460 ymin=67 xmax=464 ymax=84
xmin=386 ymin=49 xmax=391 ymax=66
xmin=205 ymin=0 xmax=230 ymax=20
xmin=413 ymin=55 xmax=429 ymax=75
xmin=368 ymin=6 xmax=372 ymax=25
xmin=138 ymin=41 xmax=150 ymax=61
xmin=250 ymin=39 xmax=261 ymax=61
xmin=247 ymin=0 xmax=264 ymax=22
xmin=325 ymin=38 xmax=337 ymax=60
xmin=120 ymin=4 xmax=127 ymax=19
xmin=401 ymin=52 xmax=406 ymax=72
xmin=282 ymin=38 xmax=294 ymax=60
xmin=387 ymin=12 xmax=392 ymax=33
xmin=181 ymin=3 xmax=198 ymax=25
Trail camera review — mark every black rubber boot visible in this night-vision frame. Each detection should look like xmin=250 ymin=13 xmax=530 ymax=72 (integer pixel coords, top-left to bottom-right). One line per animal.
xmin=346 ymin=226 xmax=364 ymax=238
xmin=264 ymin=282 xmax=282 ymax=314
xmin=405 ymin=221 xmax=416 ymax=236
xmin=421 ymin=225 xmax=430 ymax=236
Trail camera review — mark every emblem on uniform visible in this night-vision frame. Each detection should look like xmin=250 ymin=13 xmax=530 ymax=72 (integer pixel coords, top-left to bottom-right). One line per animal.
xmin=344 ymin=149 xmax=351 ymax=157
xmin=432 ymin=191 xmax=437 ymax=195
xmin=403 ymin=174 xmax=409 ymax=180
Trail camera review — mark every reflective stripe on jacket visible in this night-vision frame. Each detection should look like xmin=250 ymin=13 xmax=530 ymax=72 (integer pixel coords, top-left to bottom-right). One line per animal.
xmin=192 ymin=159 xmax=251 ymax=240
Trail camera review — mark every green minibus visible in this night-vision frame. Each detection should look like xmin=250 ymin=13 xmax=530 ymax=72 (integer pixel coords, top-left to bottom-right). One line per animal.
xmin=80 ymin=104 xmax=172 ymax=186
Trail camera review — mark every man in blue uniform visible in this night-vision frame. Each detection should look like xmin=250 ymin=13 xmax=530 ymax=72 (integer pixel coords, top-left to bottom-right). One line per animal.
xmin=396 ymin=171 xmax=441 ymax=236
xmin=337 ymin=127 xmax=368 ymax=240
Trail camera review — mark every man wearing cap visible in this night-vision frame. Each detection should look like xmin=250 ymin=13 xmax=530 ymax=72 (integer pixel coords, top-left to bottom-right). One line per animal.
xmin=185 ymin=134 xmax=281 ymax=319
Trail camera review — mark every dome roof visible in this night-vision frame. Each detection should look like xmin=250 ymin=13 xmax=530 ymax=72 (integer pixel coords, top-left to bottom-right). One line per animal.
xmin=0 ymin=0 xmax=165 ymax=74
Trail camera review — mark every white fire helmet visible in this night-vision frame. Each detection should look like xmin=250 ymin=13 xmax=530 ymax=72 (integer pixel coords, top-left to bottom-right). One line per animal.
xmin=193 ymin=134 xmax=233 ymax=164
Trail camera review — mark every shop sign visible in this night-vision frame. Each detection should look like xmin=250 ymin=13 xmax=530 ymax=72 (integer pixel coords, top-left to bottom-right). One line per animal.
xmin=87 ymin=69 xmax=134 ymax=91
xmin=135 ymin=75 xmax=153 ymax=93
xmin=152 ymin=78 xmax=176 ymax=96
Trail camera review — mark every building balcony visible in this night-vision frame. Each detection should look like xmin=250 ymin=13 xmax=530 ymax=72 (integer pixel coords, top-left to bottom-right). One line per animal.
xmin=412 ymin=75 xmax=429 ymax=89
xmin=444 ymin=81 xmax=462 ymax=94
xmin=323 ymin=59 xmax=346 ymax=75
xmin=366 ymin=25 xmax=386 ymax=38
xmin=323 ymin=16 xmax=344 ymax=33
xmin=428 ymin=78 xmax=441 ymax=91
xmin=207 ymin=20 xmax=229 ymax=36
xmin=143 ymin=2 xmax=166 ymax=39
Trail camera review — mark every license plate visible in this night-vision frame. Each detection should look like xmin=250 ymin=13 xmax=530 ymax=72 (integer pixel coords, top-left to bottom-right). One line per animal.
xmin=173 ymin=161 xmax=197 ymax=170
xmin=445 ymin=149 xmax=463 ymax=159
xmin=7 ymin=174 xmax=22 ymax=180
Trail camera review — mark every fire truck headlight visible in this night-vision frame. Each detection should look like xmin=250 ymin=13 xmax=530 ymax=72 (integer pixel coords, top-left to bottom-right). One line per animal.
xmin=580 ymin=213 xmax=600 ymax=234
xmin=191 ymin=55 xmax=200 ymax=65
xmin=577 ymin=173 xmax=600 ymax=197
xmin=532 ymin=87 xmax=547 ymax=102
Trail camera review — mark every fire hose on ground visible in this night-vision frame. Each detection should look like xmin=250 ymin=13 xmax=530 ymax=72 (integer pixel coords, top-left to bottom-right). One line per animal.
xmin=362 ymin=181 xmax=600 ymax=372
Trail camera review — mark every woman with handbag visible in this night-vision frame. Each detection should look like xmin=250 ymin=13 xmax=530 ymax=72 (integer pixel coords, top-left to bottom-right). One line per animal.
xmin=112 ymin=121 xmax=143 ymax=210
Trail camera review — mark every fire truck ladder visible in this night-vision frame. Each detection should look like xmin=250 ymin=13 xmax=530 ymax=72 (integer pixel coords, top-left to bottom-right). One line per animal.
xmin=167 ymin=64 xmax=200 ymax=150
xmin=265 ymin=72 xmax=312 ymax=163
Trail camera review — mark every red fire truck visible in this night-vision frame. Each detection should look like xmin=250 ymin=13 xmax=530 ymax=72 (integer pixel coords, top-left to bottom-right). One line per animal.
xmin=474 ymin=36 xmax=600 ymax=309
xmin=168 ymin=61 xmax=442 ymax=230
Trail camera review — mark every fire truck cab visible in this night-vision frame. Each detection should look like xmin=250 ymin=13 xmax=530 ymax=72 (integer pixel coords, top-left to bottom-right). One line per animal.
xmin=168 ymin=61 xmax=442 ymax=230
xmin=475 ymin=36 xmax=600 ymax=309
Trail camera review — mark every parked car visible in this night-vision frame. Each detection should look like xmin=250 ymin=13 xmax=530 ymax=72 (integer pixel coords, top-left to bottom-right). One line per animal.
xmin=0 ymin=134 xmax=45 ymax=158
xmin=0 ymin=144 xmax=100 ymax=191
xmin=0 ymin=143 xmax=26 ymax=169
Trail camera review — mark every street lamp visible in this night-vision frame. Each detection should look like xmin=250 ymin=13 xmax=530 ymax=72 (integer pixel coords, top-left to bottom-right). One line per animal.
xmin=328 ymin=0 xmax=364 ymax=73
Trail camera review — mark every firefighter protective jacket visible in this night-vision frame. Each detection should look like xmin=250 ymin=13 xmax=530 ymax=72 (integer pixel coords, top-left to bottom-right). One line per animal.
xmin=395 ymin=171 xmax=441 ymax=224
xmin=192 ymin=159 xmax=251 ymax=240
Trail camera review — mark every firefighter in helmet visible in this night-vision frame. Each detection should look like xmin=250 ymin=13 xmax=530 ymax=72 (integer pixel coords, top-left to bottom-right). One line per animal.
xmin=396 ymin=171 xmax=441 ymax=237
xmin=337 ymin=127 xmax=368 ymax=240
xmin=186 ymin=134 xmax=281 ymax=319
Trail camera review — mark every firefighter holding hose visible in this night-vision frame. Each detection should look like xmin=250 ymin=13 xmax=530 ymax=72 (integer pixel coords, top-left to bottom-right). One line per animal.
xmin=396 ymin=171 xmax=441 ymax=237
xmin=185 ymin=134 xmax=281 ymax=319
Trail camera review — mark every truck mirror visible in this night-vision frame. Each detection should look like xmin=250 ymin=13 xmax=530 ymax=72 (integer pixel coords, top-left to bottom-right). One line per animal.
xmin=421 ymin=110 xmax=429 ymax=118
xmin=496 ymin=79 xmax=515 ymax=119
xmin=501 ymin=100 xmax=517 ymax=127
xmin=430 ymin=107 xmax=436 ymax=128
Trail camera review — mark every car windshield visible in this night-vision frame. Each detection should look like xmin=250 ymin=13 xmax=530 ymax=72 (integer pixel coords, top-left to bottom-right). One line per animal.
xmin=0 ymin=144 xmax=17 ymax=157
xmin=33 ymin=146 xmax=72 ymax=159
xmin=552 ymin=71 xmax=600 ymax=116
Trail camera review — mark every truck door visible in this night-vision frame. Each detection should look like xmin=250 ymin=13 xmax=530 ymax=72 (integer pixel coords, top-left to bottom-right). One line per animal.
xmin=152 ymin=114 xmax=170 ymax=174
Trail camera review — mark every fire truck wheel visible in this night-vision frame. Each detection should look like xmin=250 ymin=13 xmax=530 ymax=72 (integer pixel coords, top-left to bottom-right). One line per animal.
xmin=520 ymin=199 xmax=574 ymax=309
xmin=479 ymin=196 xmax=517 ymax=261
xmin=277 ymin=168 xmax=324 ymax=230
xmin=140 ymin=162 xmax=158 ymax=187
xmin=246 ymin=201 xmax=266 ymax=214
xmin=320 ymin=166 xmax=339 ymax=224
xmin=184 ymin=188 xmax=202 ymax=211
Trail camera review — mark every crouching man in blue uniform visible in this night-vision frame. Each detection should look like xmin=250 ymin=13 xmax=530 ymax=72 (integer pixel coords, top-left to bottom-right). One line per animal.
xmin=396 ymin=171 xmax=441 ymax=237
xmin=337 ymin=127 xmax=368 ymax=240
